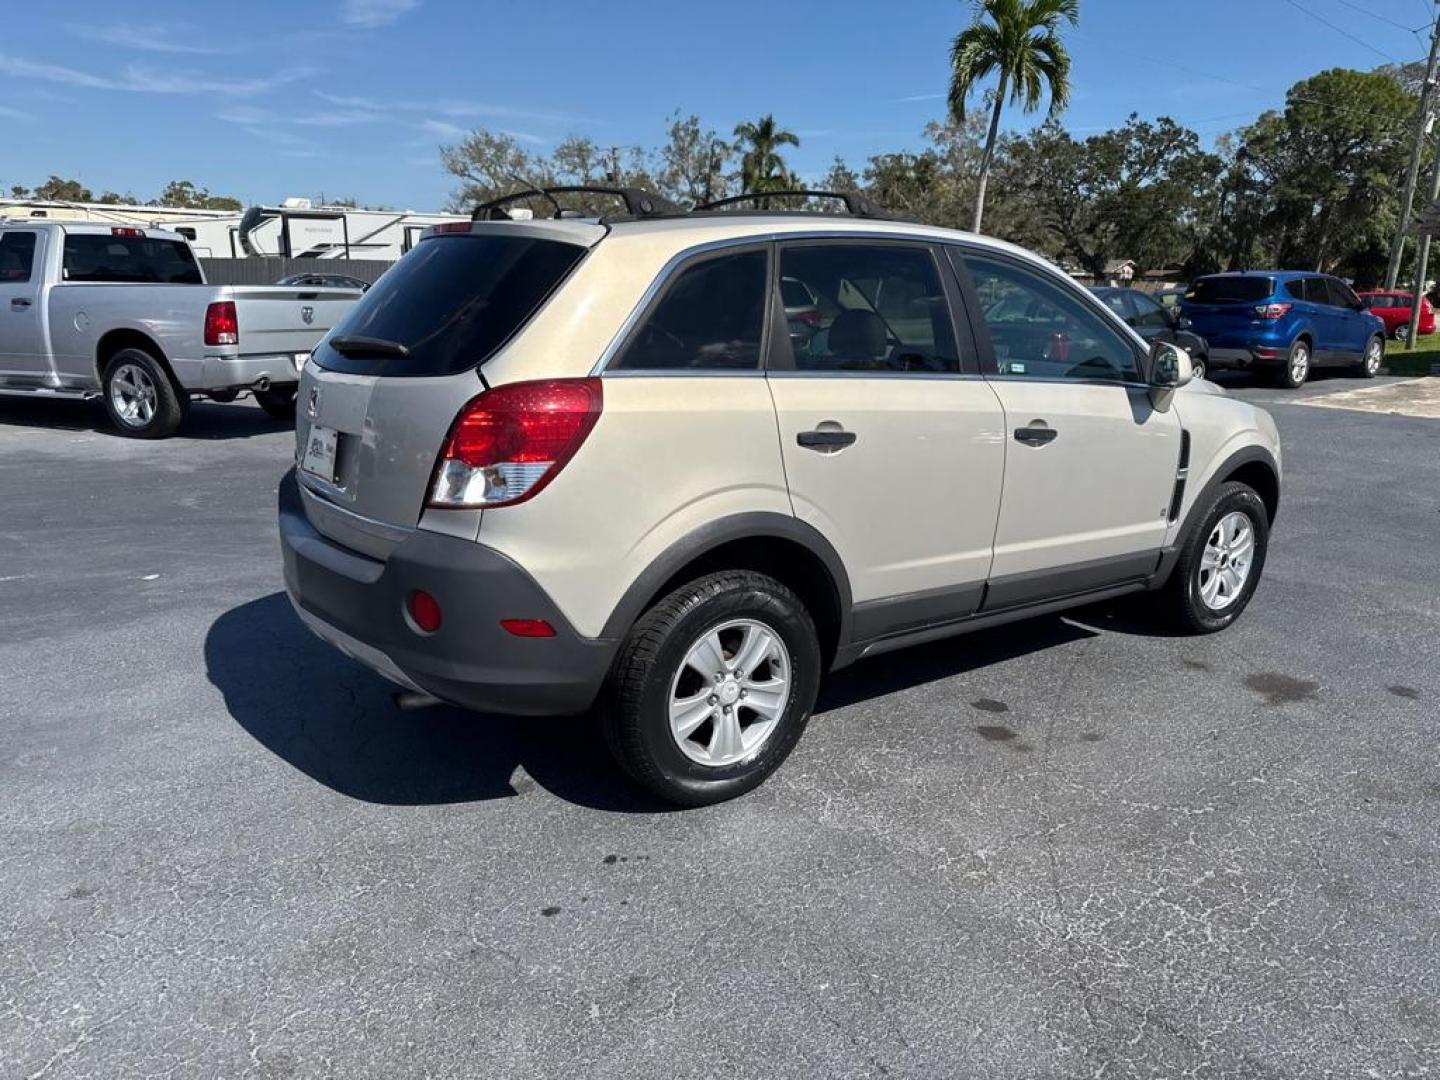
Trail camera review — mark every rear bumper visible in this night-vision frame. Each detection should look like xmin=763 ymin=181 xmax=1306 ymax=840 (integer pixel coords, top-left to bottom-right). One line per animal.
xmin=278 ymin=470 xmax=617 ymax=716
xmin=1207 ymin=346 xmax=1286 ymax=370
xmin=196 ymin=353 xmax=306 ymax=391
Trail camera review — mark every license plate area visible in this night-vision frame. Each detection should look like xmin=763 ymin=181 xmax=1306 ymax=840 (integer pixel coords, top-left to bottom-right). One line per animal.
xmin=301 ymin=424 xmax=339 ymax=483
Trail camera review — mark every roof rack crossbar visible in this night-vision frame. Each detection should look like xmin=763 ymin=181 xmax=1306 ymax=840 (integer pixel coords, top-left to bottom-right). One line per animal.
xmin=694 ymin=190 xmax=891 ymax=219
xmin=472 ymin=185 xmax=684 ymax=221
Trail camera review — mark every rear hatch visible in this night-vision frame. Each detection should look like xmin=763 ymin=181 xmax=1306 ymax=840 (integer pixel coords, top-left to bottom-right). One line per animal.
xmin=232 ymin=287 xmax=361 ymax=357
xmin=295 ymin=225 xmax=598 ymax=545
xmin=1181 ymin=275 xmax=1274 ymax=346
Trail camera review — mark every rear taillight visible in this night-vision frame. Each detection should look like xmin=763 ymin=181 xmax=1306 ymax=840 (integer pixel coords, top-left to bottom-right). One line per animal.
xmin=1254 ymin=302 xmax=1291 ymax=320
xmin=204 ymin=301 xmax=238 ymax=346
xmin=428 ymin=378 xmax=602 ymax=508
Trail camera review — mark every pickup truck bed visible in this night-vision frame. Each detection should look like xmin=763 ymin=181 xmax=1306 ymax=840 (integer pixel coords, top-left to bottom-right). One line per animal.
xmin=0 ymin=221 xmax=360 ymax=437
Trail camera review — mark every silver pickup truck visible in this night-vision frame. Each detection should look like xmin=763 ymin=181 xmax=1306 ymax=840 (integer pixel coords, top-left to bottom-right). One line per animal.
xmin=0 ymin=221 xmax=359 ymax=437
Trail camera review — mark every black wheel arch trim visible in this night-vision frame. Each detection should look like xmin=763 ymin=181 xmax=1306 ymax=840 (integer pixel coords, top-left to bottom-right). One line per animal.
xmin=1154 ymin=444 xmax=1279 ymax=585
xmin=598 ymin=511 xmax=854 ymax=649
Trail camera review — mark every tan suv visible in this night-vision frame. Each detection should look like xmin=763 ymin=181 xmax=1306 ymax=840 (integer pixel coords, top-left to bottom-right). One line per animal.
xmin=279 ymin=187 xmax=1282 ymax=805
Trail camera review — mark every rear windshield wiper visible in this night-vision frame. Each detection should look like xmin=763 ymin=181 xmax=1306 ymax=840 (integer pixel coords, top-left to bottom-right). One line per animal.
xmin=329 ymin=335 xmax=411 ymax=358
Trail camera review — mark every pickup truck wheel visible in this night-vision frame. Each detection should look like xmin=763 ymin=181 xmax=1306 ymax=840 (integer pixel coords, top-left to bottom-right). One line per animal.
xmin=101 ymin=349 xmax=186 ymax=439
xmin=254 ymin=385 xmax=297 ymax=421
xmin=1190 ymin=353 xmax=1208 ymax=381
xmin=1277 ymin=340 xmax=1310 ymax=388
xmin=1354 ymin=335 xmax=1383 ymax=378
xmin=600 ymin=570 xmax=822 ymax=806
xmin=1161 ymin=481 xmax=1269 ymax=633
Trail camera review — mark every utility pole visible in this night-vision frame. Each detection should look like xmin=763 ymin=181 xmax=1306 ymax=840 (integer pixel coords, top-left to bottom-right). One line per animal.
xmin=1404 ymin=142 xmax=1440 ymax=350
xmin=1386 ymin=2 xmax=1440 ymax=291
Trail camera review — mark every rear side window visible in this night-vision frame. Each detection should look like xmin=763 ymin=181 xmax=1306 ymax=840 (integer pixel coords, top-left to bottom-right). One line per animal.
xmin=1302 ymin=278 xmax=1329 ymax=305
xmin=315 ymin=234 xmax=586 ymax=377
xmin=1326 ymin=278 xmax=1361 ymax=309
xmin=62 ymin=234 xmax=201 ymax=284
xmin=780 ymin=244 xmax=960 ymax=374
xmin=1188 ymin=276 xmax=1272 ymax=304
xmin=1284 ymin=280 xmax=1306 ymax=301
xmin=612 ymin=250 xmax=767 ymax=371
xmin=0 ymin=232 xmax=37 ymax=283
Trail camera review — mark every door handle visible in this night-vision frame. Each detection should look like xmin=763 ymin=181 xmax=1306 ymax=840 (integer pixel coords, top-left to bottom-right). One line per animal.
xmin=9 ymin=298 xmax=32 ymax=310
xmin=1014 ymin=422 xmax=1058 ymax=447
xmin=797 ymin=429 xmax=857 ymax=452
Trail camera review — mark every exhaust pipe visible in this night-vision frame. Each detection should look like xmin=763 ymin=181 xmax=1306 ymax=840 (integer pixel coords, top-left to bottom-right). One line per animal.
xmin=253 ymin=376 xmax=271 ymax=392
xmin=393 ymin=690 xmax=443 ymax=711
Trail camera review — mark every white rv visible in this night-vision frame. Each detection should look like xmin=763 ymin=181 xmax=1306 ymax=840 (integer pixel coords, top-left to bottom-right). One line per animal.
xmin=229 ymin=200 xmax=468 ymax=261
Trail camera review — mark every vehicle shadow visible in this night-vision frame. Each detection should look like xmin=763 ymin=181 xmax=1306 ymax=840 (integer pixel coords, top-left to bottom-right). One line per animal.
xmin=208 ymin=592 xmax=1123 ymax=810
xmin=205 ymin=592 xmax=677 ymax=812
xmin=0 ymin=397 xmax=292 ymax=440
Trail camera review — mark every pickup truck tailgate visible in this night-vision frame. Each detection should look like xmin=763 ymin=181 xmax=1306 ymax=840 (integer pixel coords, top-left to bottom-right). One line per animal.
xmin=232 ymin=287 xmax=359 ymax=355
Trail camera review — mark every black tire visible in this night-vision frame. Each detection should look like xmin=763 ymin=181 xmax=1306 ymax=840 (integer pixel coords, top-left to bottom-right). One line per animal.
xmin=1276 ymin=338 xmax=1310 ymax=388
xmin=1190 ymin=353 xmax=1208 ymax=381
xmin=1160 ymin=481 xmax=1269 ymax=634
xmin=1353 ymin=334 xmax=1383 ymax=378
xmin=208 ymin=388 xmax=239 ymax=403
xmin=255 ymin=385 xmax=298 ymax=421
xmin=600 ymin=570 xmax=822 ymax=806
xmin=100 ymin=348 xmax=187 ymax=439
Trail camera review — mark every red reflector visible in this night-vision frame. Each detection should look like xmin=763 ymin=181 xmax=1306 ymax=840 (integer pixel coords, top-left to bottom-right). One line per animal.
xmin=204 ymin=301 xmax=238 ymax=346
xmin=111 ymin=227 xmax=144 ymax=237
xmin=408 ymin=590 xmax=443 ymax=633
xmin=1254 ymin=347 xmax=1278 ymax=359
xmin=500 ymin=618 xmax=556 ymax=638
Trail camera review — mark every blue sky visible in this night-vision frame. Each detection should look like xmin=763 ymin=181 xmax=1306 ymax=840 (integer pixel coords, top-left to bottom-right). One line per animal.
xmin=0 ymin=0 xmax=1432 ymax=210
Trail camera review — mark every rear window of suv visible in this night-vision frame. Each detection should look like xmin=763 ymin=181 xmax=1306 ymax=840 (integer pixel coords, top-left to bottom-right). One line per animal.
xmin=314 ymin=234 xmax=587 ymax=377
xmin=62 ymin=234 xmax=202 ymax=284
xmin=1187 ymin=276 xmax=1273 ymax=304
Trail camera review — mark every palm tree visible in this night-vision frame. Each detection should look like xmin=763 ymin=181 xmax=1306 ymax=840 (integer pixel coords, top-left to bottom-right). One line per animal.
xmin=733 ymin=115 xmax=800 ymax=194
xmin=949 ymin=0 xmax=1078 ymax=233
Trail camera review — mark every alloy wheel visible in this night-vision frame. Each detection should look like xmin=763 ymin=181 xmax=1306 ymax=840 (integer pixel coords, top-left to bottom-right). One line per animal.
xmin=1199 ymin=511 xmax=1255 ymax=611
xmin=1364 ymin=338 xmax=1383 ymax=375
xmin=109 ymin=363 xmax=158 ymax=428
xmin=1289 ymin=345 xmax=1309 ymax=386
xmin=668 ymin=618 xmax=791 ymax=767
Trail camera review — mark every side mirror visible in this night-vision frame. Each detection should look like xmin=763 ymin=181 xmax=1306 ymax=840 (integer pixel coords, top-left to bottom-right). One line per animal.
xmin=1146 ymin=339 xmax=1192 ymax=403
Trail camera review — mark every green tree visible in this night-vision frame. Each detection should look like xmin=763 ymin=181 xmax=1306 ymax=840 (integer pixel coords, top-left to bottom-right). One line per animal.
xmin=97 ymin=191 xmax=140 ymax=205
xmin=153 ymin=179 xmax=242 ymax=210
xmin=948 ymin=0 xmax=1077 ymax=233
xmin=32 ymin=176 xmax=94 ymax=202
xmin=733 ymin=115 xmax=800 ymax=194
xmin=658 ymin=112 xmax=733 ymax=206
xmin=1235 ymin=69 xmax=1412 ymax=277
xmin=1000 ymin=115 xmax=1221 ymax=278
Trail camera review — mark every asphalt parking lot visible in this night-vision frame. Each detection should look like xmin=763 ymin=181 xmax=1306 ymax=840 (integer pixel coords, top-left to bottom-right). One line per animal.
xmin=2 ymin=372 xmax=1437 ymax=1079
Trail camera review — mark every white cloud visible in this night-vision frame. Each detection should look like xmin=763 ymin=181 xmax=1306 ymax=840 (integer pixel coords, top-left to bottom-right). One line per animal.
xmin=0 ymin=53 xmax=310 ymax=96
xmin=315 ymin=90 xmax=586 ymax=125
xmin=0 ymin=103 xmax=34 ymax=122
xmin=340 ymin=0 xmax=420 ymax=28
xmin=69 ymin=23 xmax=226 ymax=55
xmin=420 ymin=118 xmax=468 ymax=140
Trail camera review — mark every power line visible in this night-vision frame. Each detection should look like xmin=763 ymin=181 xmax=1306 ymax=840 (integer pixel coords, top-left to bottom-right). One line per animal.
xmin=1282 ymin=0 xmax=1404 ymax=62
xmin=1329 ymin=0 xmax=1427 ymax=34
xmin=1069 ymin=30 xmax=1419 ymax=127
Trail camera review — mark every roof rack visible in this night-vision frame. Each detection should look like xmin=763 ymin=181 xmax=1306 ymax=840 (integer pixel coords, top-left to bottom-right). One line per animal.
xmin=472 ymin=185 xmax=684 ymax=221
xmin=694 ymin=190 xmax=892 ymax=219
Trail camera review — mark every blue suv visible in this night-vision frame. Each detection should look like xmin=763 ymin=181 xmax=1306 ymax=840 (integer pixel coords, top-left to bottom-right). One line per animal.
xmin=1181 ymin=271 xmax=1385 ymax=388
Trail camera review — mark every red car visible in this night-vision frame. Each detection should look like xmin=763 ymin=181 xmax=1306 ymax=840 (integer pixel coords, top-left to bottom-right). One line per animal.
xmin=1357 ymin=290 xmax=1435 ymax=342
